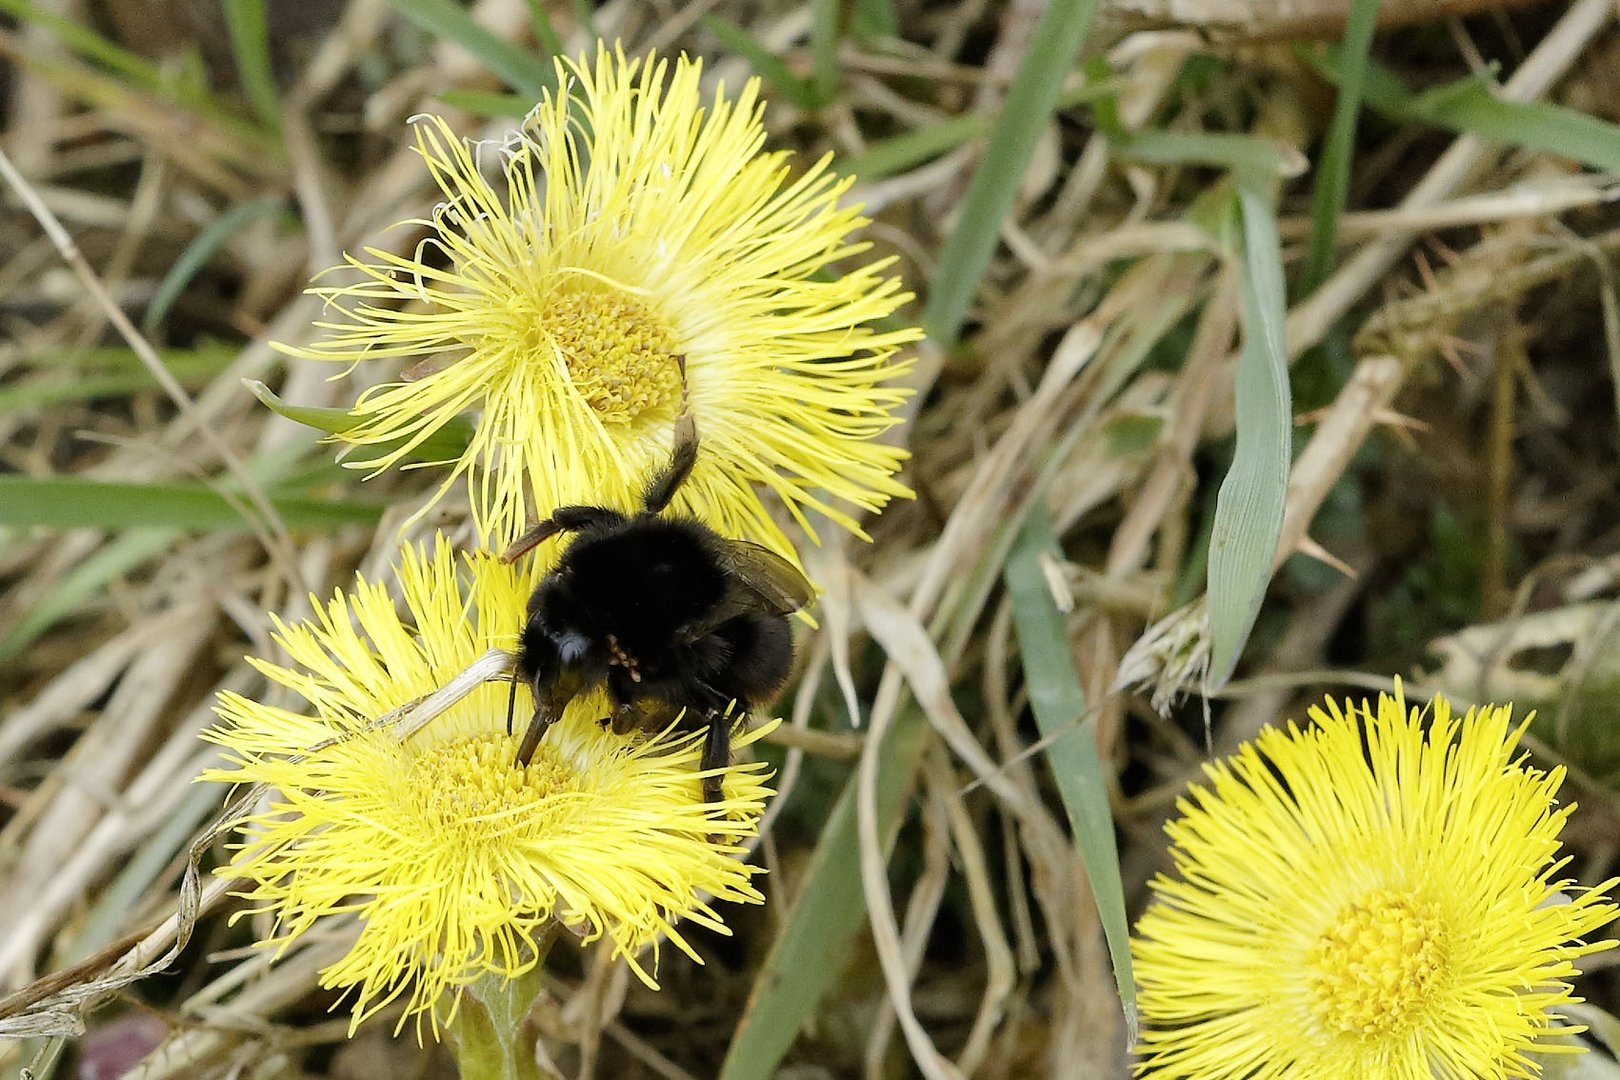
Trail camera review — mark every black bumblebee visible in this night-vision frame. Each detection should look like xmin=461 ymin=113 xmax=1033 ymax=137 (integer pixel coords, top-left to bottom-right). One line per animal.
xmin=501 ymin=401 xmax=813 ymax=804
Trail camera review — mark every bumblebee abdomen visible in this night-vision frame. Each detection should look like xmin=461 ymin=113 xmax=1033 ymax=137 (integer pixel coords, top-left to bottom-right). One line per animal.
xmin=710 ymin=612 xmax=794 ymax=701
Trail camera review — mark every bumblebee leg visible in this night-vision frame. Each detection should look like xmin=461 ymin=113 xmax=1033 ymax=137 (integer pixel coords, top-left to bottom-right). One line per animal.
xmin=607 ymin=697 xmax=679 ymax=735
xmin=610 ymin=699 xmax=638 ymax=735
xmin=641 ymin=357 xmax=697 ymax=515
xmin=700 ymin=708 xmax=732 ymax=805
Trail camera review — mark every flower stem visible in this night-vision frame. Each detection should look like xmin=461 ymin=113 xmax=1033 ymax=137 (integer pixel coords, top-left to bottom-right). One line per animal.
xmin=445 ymin=928 xmax=558 ymax=1080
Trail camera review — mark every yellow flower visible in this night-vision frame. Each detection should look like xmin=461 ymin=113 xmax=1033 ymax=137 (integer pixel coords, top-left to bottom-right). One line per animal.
xmin=201 ymin=539 xmax=772 ymax=1031
xmin=278 ymin=43 xmax=918 ymax=553
xmin=1132 ymin=686 xmax=1617 ymax=1080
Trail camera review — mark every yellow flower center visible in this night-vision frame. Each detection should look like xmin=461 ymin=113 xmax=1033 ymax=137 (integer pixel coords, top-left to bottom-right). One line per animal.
xmin=1307 ymin=888 xmax=1447 ymax=1038
xmin=407 ymin=733 xmax=575 ymax=835
xmin=538 ymin=289 xmax=682 ymax=423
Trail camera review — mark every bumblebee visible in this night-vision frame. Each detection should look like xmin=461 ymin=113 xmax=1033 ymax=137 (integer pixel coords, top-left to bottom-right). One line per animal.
xmin=501 ymin=402 xmax=813 ymax=803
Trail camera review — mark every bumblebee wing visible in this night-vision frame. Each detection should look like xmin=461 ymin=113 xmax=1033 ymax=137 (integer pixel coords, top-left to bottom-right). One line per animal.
xmin=714 ymin=540 xmax=815 ymax=615
xmin=676 ymin=541 xmax=813 ymax=644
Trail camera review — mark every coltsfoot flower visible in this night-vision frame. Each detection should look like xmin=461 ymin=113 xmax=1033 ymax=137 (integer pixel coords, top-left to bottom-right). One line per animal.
xmin=202 ymin=539 xmax=772 ymax=1031
xmin=1132 ymin=686 xmax=1617 ymax=1080
xmin=279 ymin=43 xmax=919 ymax=553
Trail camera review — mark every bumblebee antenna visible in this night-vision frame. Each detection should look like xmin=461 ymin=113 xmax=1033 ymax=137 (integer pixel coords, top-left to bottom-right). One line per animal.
xmin=500 ymin=518 xmax=567 ymax=564
xmin=500 ymin=506 xmax=625 ymax=563
xmin=641 ymin=355 xmax=696 ymax=515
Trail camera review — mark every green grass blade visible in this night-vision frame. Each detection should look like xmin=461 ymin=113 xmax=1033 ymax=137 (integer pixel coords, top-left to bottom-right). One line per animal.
xmin=1301 ymin=0 xmax=1380 ymax=293
xmin=700 ymin=16 xmax=815 ymax=108
xmin=143 ymin=197 xmax=282 ymax=336
xmin=1405 ymin=79 xmax=1620 ymax=170
xmin=850 ymin=0 xmax=897 ymax=41
xmin=384 ymin=0 xmax=553 ymax=98
xmin=1304 ymin=49 xmax=1620 ymax=172
xmin=18 ymin=342 xmax=234 ymax=370
xmin=920 ymin=0 xmax=1101 ymax=347
xmin=0 ymin=357 xmax=227 ymax=414
xmin=0 ymin=0 xmax=168 ymax=95
xmin=1207 ymin=180 xmax=1292 ymax=687
xmin=719 ymin=708 xmax=930 ymax=1080
xmin=569 ymin=0 xmax=596 ymax=45
xmin=840 ymin=113 xmax=993 ymax=180
xmin=1297 ymin=45 xmax=1446 ymax=117
xmin=0 ymin=529 xmax=179 ymax=661
xmin=221 ymin=0 xmax=279 ymax=128
xmin=436 ymin=90 xmax=536 ymax=118
xmin=0 ymin=476 xmax=385 ymax=531
xmin=809 ymin=0 xmax=840 ymax=106
xmin=1110 ymin=130 xmax=1303 ymax=177
xmin=520 ymin=0 xmax=563 ymax=60
xmin=0 ymin=0 xmax=277 ymax=152
xmin=839 ymin=83 xmax=1107 ymax=181
xmin=1004 ymin=501 xmax=1137 ymax=1035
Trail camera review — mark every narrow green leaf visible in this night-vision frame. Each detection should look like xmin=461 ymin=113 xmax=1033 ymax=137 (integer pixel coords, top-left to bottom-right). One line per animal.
xmin=436 ymin=90 xmax=537 ymax=119
xmin=1207 ymin=181 xmax=1292 ymax=687
xmin=19 ymin=342 xmax=234 ymax=370
xmin=0 ymin=476 xmax=385 ymax=532
xmin=0 ymin=0 xmax=275 ymax=155
xmin=0 ymin=0 xmax=168 ymax=95
xmin=1004 ymin=501 xmax=1137 ymax=1035
xmin=569 ymin=0 xmax=597 ymax=47
xmin=0 ymin=529 xmax=178 ymax=661
xmin=1110 ymin=129 xmax=1304 ymax=177
xmin=1304 ymin=49 xmax=1620 ymax=173
xmin=221 ymin=0 xmax=279 ymax=128
xmin=1406 ymin=80 xmax=1620 ymax=171
xmin=700 ymin=16 xmax=815 ymax=108
xmin=1301 ymin=0 xmax=1380 ymax=293
xmin=921 ymin=0 xmax=1101 ymax=347
xmin=839 ymin=83 xmax=1107 ymax=181
xmin=0 ymin=357 xmax=225 ymax=414
xmin=720 ymin=708 xmax=930 ymax=1080
xmin=809 ymin=0 xmax=840 ymax=106
xmin=384 ymin=0 xmax=553 ymax=98
xmin=1086 ymin=55 xmax=1121 ymax=133
xmin=1298 ymin=45 xmax=1449 ymax=118
xmin=850 ymin=0 xmax=897 ymax=41
xmin=520 ymin=0 xmax=563 ymax=60
xmin=144 ymin=197 xmax=283 ymax=336
xmin=247 ymin=379 xmax=476 ymax=465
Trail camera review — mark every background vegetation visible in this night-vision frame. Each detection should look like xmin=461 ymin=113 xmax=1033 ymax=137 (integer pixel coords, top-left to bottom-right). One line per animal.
xmin=2 ymin=0 xmax=1619 ymax=1076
